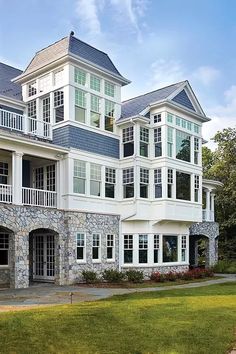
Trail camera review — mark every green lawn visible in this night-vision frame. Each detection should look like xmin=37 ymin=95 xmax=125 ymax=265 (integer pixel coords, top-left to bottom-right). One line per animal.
xmin=0 ymin=283 xmax=236 ymax=354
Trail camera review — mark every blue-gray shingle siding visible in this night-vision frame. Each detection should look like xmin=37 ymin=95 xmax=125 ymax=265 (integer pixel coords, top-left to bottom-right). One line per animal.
xmin=53 ymin=125 xmax=120 ymax=159
xmin=172 ymin=89 xmax=196 ymax=111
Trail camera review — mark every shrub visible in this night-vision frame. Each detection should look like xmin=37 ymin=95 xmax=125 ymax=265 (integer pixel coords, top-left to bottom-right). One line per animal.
xmin=125 ymin=270 xmax=144 ymax=283
xmin=102 ymin=269 xmax=124 ymax=283
xmin=212 ymin=260 xmax=236 ymax=274
xmin=150 ymin=272 xmax=165 ymax=282
xmin=165 ymin=271 xmax=178 ymax=281
xmin=81 ymin=270 xmax=98 ymax=284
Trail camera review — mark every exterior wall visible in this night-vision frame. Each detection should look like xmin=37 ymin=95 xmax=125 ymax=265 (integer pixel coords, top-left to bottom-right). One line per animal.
xmin=121 ymin=265 xmax=189 ymax=278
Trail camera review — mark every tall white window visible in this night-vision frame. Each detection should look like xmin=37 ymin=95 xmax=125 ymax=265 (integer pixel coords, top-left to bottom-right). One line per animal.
xmin=76 ymin=233 xmax=85 ymax=261
xmin=154 ymin=169 xmax=162 ymax=198
xmin=90 ymin=95 xmax=100 ymax=128
xmin=154 ymin=127 xmax=162 ymax=157
xmin=0 ymin=162 xmax=8 ymax=184
xmin=74 ymin=160 xmax=86 ymax=194
xmin=42 ymin=96 xmax=50 ymax=137
xmin=92 ymin=234 xmax=101 ymax=261
xmin=105 ymin=100 xmax=115 ymax=132
xmin=181 ymin=235 xmax=187 ymax=262
xmin=167 ymin=127 xmax=173 ymax=157
xmin=139 ymin=234 xmax=148 ymax=263
xmin=194 ymin=175 xmax=200 ymax=202
xmin=46 ymin=165 xmax=56 ymax=191
xmin=167 ymin=113 xmax=173 ymax=123
xmin=140 ymin=127 xmax=149 ymax=157
xmin=154 ymin=234 xmax=160 ymax=263
xmin=75 ymin=89 xmax=86 ymax=123
xmin=106 ymin=234 xmax=114 ymax=260
xmin=123 ymin=168 xmax=134 ymax=198
xmin=74 ymin=67 xmax=86 ymax=86
xmin=90 ymin=75 xmax=100 ymax=92
xmin=123 ymin=126 xmax=134 ymax=157
xmin=105 ymin=81 xmax=115 ymax=97
xmin=194 ymin=137 xmax=199 ymax=165
xmin=105 ymin=167 xmax=116 ymax=198
xmin=168 ymin=169 xmax=173 ymax=198
xmin=28 ymin=100 xmax=37 ymax=133
xmin=28 ymin=81 xmax=37 ymax=97
xmin=140 ymin=168 xmax=149 ymax=198
xmin=0 ymin=233 xmax=9 ymax=266
xmin=124 ymin=235 xmax=133 ymax=263
xmin=54 ymin=91 xmax=64 ymax=123
xmin=90 ymin=164 xmax=101 ymax=196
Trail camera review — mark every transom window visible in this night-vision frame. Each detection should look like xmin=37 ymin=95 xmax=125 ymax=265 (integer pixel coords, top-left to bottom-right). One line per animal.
xmin=90 ymin=164 xmax=101 ymax=196
xmin=124 ymin=235 xmax=133 ymax=263
xmin=74 ymin=160 xmax=86 ymax=194
xmin=123 ymin=168 xmax=134 ymax=198
xmin=0 ymin=162 xmax=8 ymax=185
xmin=74 ymin=67 xmax=86 ymax=86
xmin=105 ymin=167 xmax=116 ymax=198
xmin=154 ymin=127 xmax=162 ymax=157
xmin=76 ymin=233 xmax=85 ymax=261
xmin=0 ymin=233 xmax=9 ymax=266
xmin=123 ymin=126 xmax=134 ymax=157
xmin=28 ymin=81 xmax=37 ymax=97
xmin=153 ymin=114 xmax=161 ymax=123
xmin=54 ymin=91 xmax=64 ymax=123
xmin=105 ymin=100 xmax=115 ymax=132
xmin=90 ymin=75 xmax=101 ymax=92
xmin=92 ymin=234 xmax=101 ymax=261
xmin=105 ymin=81 xmax=115 ymax=97
xmin=75 ymin=89 xmax=86 ymax=123
xmin=107 ymin=234 xmax=114 ymax=260
xmin=154 ymin=169 xmax=162 ymax=198
xmin=154 ymin=234 xmax=160 ymax=263
xmin=139 ymin=234 xmax=148 ymax=263
xmin=140 ymin=127 xmax=149 ymax=157
xmin=140 ymin=168 xmax=149 ymax=198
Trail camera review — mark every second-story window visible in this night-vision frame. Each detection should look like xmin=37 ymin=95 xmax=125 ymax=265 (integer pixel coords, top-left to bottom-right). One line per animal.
xmin=90 ymin=163 xmax=101 ymax=197
xmin=140 ymin=168 xmax=149 ymax=198
xmin=28 ymin=100 xmax=37 ymax=133
xmin=153 ymin=113 xmax=161 ymax=123
xmin=90 ymin=95 xmax=100 ymax=128
xmin=105 ymin=167 xmax=116 ymax=198
xmin=75 ymin=89 xmax=86 ymax=123
xmin=167 ymin=127 xmax=173 ymax=158
xmin=74 ymin=160 xmax=86 ymax=194
xmin=176 ymin=172 xmax=191 ymax=201
xmin=28 ymin=81 xmax=37 ymax=97
xmin=54 ymin=91 xmax=64 ymax=123
xmin=123 ymin=126 xmax=134 ymax=157
xmin=74 ymin=67 xmax=86 ymax=86
xmin=168 ymin=169 xmax=173 ymax=198
xmin=176 ymin=130 xmax=191 ymax=162
xmin=90 ymin=75 xmax=100 ymax=92
xmin=105 ymin=81 xmax=115 ymax=97
xmin=194 ymin=175 xmax=200 ymax=202
xmin=194 ymin=137 xmax=199 ymax=164
xmin=123 ymin=168 xmax=134 ymax=198
xmin=0 ymin=162 xmax=8 ymax=184
xmin=154 ymin=127 xmax=162 ymax=157
xmin=105 ymin=100 xmax=115 ymax=132
xmin=154 ymin=169 xmax=162 ymax=198
xmin=140 ymin=127 xmax=149 ymax=157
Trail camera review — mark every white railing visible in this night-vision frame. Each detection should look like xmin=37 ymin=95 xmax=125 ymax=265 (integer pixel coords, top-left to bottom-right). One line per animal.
xmin=22 ymin=188 xmax=57 ymax=208
xmin=0 ymin=109 xmax=52 ymax=139
xmin=0 ymin=184 xmax=12 ymax=203
xmin=202 ymin=209 xmax=215 ymax=222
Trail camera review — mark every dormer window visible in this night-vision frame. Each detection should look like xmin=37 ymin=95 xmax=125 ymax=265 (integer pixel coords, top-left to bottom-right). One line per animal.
xmin=154 ymin=114 xmax=161 ymax=124
xmin=28 ymin=81 xmax=37 ymax=97
xmin=123 ymin=126 xmax=134 ymax=157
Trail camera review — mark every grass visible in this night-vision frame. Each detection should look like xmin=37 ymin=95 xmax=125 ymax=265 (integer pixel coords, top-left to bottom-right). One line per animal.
xmin=0 ymin=282 xmax=236 ymax=354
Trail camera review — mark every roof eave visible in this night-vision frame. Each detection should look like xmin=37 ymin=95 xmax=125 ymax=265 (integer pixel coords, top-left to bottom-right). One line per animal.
xmin=116 ymin=115 xmax=150 ymax=126
xmin=0 ymin=94 xmax=25 ymax=107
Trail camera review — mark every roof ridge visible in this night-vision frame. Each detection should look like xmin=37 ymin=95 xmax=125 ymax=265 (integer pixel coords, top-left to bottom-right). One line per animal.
xmin=70 ymin=36 xmax=110 ymax=57
xmin=122 ymin=80 xmax=187 ymax=103
xmin=0 ymin=61 xmax=23 ymax=72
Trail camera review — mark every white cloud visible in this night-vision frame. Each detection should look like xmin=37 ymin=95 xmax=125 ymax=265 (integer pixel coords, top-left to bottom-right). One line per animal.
xmin=148 ymin=59 xmax=185 ymax=89
xmin=75 ymin=0 xmax=101 ymax=35
xmin=192 ymin=66 xmax=220 ymax=86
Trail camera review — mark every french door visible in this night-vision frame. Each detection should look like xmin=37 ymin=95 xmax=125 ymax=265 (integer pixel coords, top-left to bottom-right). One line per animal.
xmin=33 ymin=234 xmax=55 ymax=281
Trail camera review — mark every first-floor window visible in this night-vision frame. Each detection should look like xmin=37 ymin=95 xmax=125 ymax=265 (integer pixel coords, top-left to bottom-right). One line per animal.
xmin=194 ymin=175 xmax=200 ymax=202
xmin=74 ymin=160 xmax=86 ymax=194
xmin=124 ymin=235 xmax=133 ymax=263
xmin=92 ymin=234 xmax=100 ymax=261
xmin=107 ymin=234 xmax=114 ymax=260
xmin=139 ymin=234 xmax=148 ymax=263
xmin=76 ymin=233 xmax=85 ymax=261
xmin=105 ymin=167 xmax=116 ymax=198
xmin=154 ymin=169 xmax=162 ymax=198
xmin=123 ymin=168 xmax=134 ymax=198
xmin=0 ymin=162 xmax=8 ymax=185
xmin=140 ymin=168 xmax=149 ymax=198
xmin=181 ymin=235 xmax=187 ymax=262
xmin=0 ymin=233 xmax=9 ymax=266
xmin=154 ymin=234 xmax=160 ymax=263
xmin=163 ymin=235 xmax=178 ymax=263
xmin=168 ymin=169 xmax=173 ymax=198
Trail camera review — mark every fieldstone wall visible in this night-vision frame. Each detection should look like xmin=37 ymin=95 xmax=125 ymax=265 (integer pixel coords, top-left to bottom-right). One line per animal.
xmin=189 ymin=222 xmax=219 ymax=266
xmin=0 ymin=269 xmax=10 ymax=286
xmin=121 ymin=265 xmax=189 ymax=278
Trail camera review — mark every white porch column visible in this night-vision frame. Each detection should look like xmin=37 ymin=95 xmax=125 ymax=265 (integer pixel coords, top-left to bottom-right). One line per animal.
xmin=211 ymin=193 xmax=215 ymax=221
xmin=205 ymin=188 xmax=211 ymax=221
xmin=12 ymin=152 xmax=23 ymax=205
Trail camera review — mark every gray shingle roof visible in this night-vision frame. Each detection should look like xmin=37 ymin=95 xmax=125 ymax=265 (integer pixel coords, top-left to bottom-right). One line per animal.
xmin=0 ymin=62 xmax=23 ymax=100
xmin=20 ymin=34 xmax=126 ymax=81
xmin=121 ymin=81 xmax=186 ymax=119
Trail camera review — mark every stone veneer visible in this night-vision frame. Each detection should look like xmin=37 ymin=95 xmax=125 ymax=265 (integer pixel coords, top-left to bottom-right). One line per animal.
xmin=0 ymin=204 xmax=119 ymax=288
xmin=121 ymin=265 xmax=189 ymax=278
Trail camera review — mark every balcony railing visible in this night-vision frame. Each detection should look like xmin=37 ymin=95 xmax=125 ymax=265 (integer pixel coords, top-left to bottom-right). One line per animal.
xmin=202 ymin=209 xmax=215 ymax=222
xmin=0 ymin=109 xmax=52 ymax=139
xmin=0 ymin=184 xmax=12 ymax=203
xmin=22 ymin=188 xmax=57 ymax=208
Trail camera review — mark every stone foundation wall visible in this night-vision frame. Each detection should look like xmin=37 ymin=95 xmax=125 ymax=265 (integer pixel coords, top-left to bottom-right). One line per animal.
xmin=0 ymin=268 xmax=10 ymax=286
xmin=121 ymin=265 xmax=189 ymax=278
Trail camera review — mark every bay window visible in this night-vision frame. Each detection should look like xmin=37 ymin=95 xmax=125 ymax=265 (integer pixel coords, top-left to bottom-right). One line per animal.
xmin=154 ymin=169 xmax=162 ymax=198
xmin=139 ymin=234 xmax=148 ymax=263
xmin=140 ymin=127 xmax=149 ymax=157
xmin=123 ymin=126 xmax=134 ymax=157
xmin=176 ymin=130 xmax=191 ymax=162
xmin=124 ymin=235 xmax=133 ymax=263
xmin=75 ymin=89 xmax=86 ymax=123
xmin=105 ymin=167 xmax=116 ymax=198
xmin=176 ymin=172 xmax=191 ymax=201
xmin=90 ymin=164 xmax=101 ymax=196
xmin=105 ymin=100 xmax=115 ymax=132
xmin=90 ymin=95 xmax=100 ymax=128
xmin=74 ymin=160 xmax=86 ymax=194
xmin=140 ymin=168 xmax=149 ymax=198
xmin=154 ymin=127 xmax=162 ymax=157
xmin=163 ymin=235 xmax=178 ymax=263
xmin=123 ymin=168 xmax=134 ymax=198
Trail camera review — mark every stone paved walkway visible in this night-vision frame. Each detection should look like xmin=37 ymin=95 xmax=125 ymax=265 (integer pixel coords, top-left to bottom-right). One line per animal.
xmin=0 ymin=274 xmax=235 ymax=310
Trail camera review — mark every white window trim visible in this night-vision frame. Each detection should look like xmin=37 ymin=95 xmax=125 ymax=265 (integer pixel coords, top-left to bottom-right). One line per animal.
xmin=106 ymin=234 xmax=115 ymax=262
xmin=0 ymin=232 xmax=9 ymax=268
xmin=76 ymin=232 xmax=86 ymax=263
xmin=92 ymin=233 xmax=101 ymax=263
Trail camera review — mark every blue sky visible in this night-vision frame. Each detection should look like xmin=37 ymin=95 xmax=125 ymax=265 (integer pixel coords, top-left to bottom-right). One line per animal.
xmin=0 ymin=0 xmax=235 ymax=145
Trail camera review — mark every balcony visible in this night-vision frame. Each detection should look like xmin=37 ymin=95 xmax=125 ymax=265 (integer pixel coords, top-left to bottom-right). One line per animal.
xmin=202 ymin=209 xmax=215 ymax=222
xmin=0 ymin=184 xmax=12 ymax=203
xmin=0 ymin=108 xmax=52 ymax=139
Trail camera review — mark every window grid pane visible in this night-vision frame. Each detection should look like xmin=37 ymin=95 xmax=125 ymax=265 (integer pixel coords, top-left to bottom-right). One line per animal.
xmin=154 ymin=235 xmax=159 ymax=249
xmin=105 ymin=100 xmax=115 ymax=117
xmin=139 ymin=234 xmax=148 ymax=249
xmin=123 ymin=168 xmax=134 ymax=184
xmin=105 ymin=167 xmax=116 ymax=184
xmin=91 ymin=95 xmax=100 ymax=113
xmin=140 ymin=127 xmax=149 ymax=142
xmin=154 ymin=114 xmax=161 ymax=123
xmin=123 ymin=126 xmax=134 ymax=142
xmin=28 ymin=81 xmax=37 ymax=97
xmin=75 ymin=68 xmax=86 ymax=85
xmin=75 ymin=89 xmax=86 ymax=108
xmin=90 ymin=75 xmax=101 ymax=92
xmin=154 ymin=169 xmax=162 ymax=184
xmin=93 ymin=234 xmax=100 ymax=247
xmin=124 ymin=235 xmax=133 ymax=249
xmin=105 ymin=81 xmax=115 ymax=97
xmin=168 ymin=169 xmax=173 ymax=184
xmin=54 ymin=91 xmax=64 ymax=107
xmin=90 ymin=164 xmax=101 ymax=181
xmin=154 ymin=127 xmax=162 ymax=143
xmin=74 ymin=160 xmax=86 ymax=178
xmin=140 ymin=168 xmax=149 ymax=184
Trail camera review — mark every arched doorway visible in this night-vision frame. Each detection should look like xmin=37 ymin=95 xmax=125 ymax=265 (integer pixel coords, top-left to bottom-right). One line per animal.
xmin=0 ymin=226 xmax=14 ymax=287
xmin=29 ymin=228 xmax=58 ymax=283
xmin=189 ymin=235 xmax=209 ymax=268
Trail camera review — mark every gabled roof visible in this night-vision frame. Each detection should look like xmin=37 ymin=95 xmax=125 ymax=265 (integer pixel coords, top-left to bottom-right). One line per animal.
xmin=121 ymin=81 xmax=185 ymax=119
xmin=121 ymin=80 xmax=207 ymax=120
xmin=16 ymin=33 xmax=129 ymax=84
xmin=0 ymin=62 xmax=23 ymax=101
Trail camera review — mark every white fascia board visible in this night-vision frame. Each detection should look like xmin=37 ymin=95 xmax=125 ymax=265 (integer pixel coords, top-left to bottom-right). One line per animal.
xmin=116 ymin=115 xmax=150 ymax=126
xmin=0 ymin=95 xmax=26 ymax=108
xmin=68 ymin=53 xmax=131 ymax=86
xmin=202 ymin=179 xmax=223 ymax=188
xmin=69 ymin=148 xmax=119 ymax=165
xmin=0 ymin=131 xmax=69 ymax=154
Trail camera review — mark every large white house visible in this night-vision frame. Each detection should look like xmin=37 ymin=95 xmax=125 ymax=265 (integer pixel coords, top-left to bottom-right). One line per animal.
xmin=0 ymin=32 xmax=221 ymax=288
